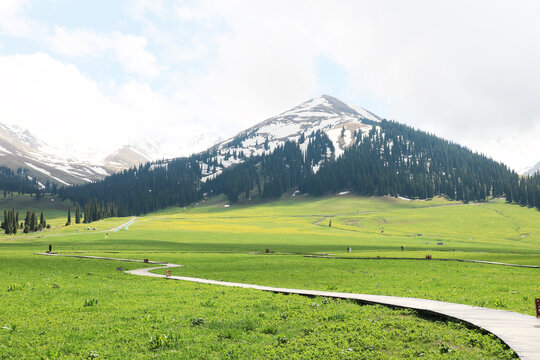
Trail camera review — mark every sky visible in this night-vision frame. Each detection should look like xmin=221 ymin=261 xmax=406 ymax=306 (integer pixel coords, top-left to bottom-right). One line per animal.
xmin=1 ymin=0 xmax=539 ymax=171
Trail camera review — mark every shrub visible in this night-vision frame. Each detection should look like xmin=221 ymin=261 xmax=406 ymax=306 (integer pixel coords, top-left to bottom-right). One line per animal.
xmin=84 ymin=299 xmax=98 ymax=307
xmin=6 ymin=284 xmax=23 ymax=292
xmin=261 ymin=325 xmax=278 ymax=334
xmin=149 ymin=331 xmax=180 ymax=350
xmin=190 ymin=317 xmax=205 ymax=326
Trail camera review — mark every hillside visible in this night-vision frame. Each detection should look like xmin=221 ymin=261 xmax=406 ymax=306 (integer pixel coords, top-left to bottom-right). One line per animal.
xmin=0 ymin=123 xmax=113 ymax=186
xmin=200 ymin=95 xmax=379 ymax=181
xmin=522 ymin=160 xmax=540 ymax=175
xmin=55 ymin=95 xmax=540 ymax=218
xmin=0 ymin=123 xmax=164 ymax=186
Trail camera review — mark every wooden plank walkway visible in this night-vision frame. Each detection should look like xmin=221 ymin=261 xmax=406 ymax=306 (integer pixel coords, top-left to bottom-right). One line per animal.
xmin=305 ymin=255 xmax=540 ymax=268
xmin=37 ymin=253 xmax=540 ymax=359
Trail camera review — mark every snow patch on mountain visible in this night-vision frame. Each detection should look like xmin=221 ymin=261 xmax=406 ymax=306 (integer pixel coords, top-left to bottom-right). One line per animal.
xmin=521 ymin=161 xmax=540 ymax=175
xmin=0 ymin=95 xmax=380 ymax=186
xmin=197 ymin=95 xmax=382 ymax=179
xmin=0 ymin=145 xmax=12 ymax=154
xmin=348 ymin=104 xmax=382 ymax=123
xmin=25 ymin=162 xmax=70 ymax=186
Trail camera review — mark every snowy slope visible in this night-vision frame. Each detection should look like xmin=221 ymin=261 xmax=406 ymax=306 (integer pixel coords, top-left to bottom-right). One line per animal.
xmin=521 ymin=161 xmax=540 ymax=175
xmin=0 ymin=123 xmax=115 ymax=185
xmin=198 ymin=95 xmax=380 ymax=180
xmin=0 ymin=123 xmax=153 ymax=185
xmin=0 ymin=95 xmax=380 ymax=186
xmin=0 ymin=119 xmax=226 ymax=186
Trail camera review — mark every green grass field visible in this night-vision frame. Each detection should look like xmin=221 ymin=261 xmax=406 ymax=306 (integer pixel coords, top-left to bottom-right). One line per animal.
xmin=1 ymin=194 xmax=539 ymax=358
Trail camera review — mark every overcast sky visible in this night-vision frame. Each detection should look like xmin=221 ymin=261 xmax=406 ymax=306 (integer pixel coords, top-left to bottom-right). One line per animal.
xmin=1 ymin=0 xmax=539 ymax=170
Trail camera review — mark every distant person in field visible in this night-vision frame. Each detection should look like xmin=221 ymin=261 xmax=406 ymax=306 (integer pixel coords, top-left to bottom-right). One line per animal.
xmin=48 ymin=244 xmax=52 ymax=253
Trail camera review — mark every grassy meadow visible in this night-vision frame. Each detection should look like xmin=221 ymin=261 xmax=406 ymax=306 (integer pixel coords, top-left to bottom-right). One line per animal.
xmin=1 ymin=194 xmax=539 ymax=358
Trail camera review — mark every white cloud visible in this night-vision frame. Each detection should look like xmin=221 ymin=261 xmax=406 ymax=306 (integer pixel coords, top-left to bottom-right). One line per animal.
xmin=2 ymin=1 xmax=540 ymax=170
xmin=176 ymin=6 xmax=205 ymax=20
xmin=0 ymin=0 xmax=40 ymax=37
xmin=158 ymin=0 xmax=540 ymax=170
xmin=0 ymin=53 xmax=197 ymax=159
xmin=0 ymin=0 xmax=26 ymax=18
xmin=165 ymin=1 xmax=320 ymax=132
xmin=113 ymin=33 xmax=163 ymax=78
xmin=47 ymin=26 xmax=162 ymax=78
xmin=47 ymin=27 xmax=109 ymax=57
xmin=126 ymin=0 xmax=165 ymax=20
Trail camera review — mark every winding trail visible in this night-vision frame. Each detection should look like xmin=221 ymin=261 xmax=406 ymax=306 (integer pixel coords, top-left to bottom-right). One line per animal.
xmin=0 ymin=217 xmax=138 ymax=242
xmin=36 ymin=253 xmax=540 ymax=360
xmin=304 ymin=255 xmax=540 ymax=268
xmin=110 ymin=217 xmax=137 ymax=232
xmin=312 ymin=216 xmax=330 ymax=226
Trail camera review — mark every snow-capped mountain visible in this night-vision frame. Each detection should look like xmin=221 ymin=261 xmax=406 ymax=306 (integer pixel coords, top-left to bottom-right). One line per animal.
xmin=0 ymin=123 xmax=116 ymax=186
xmin=0 ymin=120 xmax=225 ymax=186
xmin=0 ymin=95 xmax=378 ymax=187
xmin=198 ymin=95 xmax=380 ymax=181
xmin=521 ymin=161 xmax=540 ymax=175
xmin=103 ymin=145 xmax=154 ymax=173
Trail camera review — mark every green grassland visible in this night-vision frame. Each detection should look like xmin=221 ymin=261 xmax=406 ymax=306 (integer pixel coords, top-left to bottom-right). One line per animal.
xmin=0 ymin=253 xmax=516 ymax=359
xmin=1 ymin=194 xmax=539 ymax=358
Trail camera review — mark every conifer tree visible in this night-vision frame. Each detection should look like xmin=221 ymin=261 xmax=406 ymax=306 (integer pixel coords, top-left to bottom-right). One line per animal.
xmin=66 ymin=207 xmax=71 ymax=226
xmin=12 ymin=209 xmax=17 ymax=234
xmin=30 ymin=211 xmax=37 ymax=232
xmin=40 ymin=211 xmax=46 ymax=229
xmin=24 ymin=211 xmax=30 ymax=229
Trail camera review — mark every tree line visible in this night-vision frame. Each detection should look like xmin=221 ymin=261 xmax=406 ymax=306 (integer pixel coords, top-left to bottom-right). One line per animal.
xmin=0 ymin=166 xmax=40 ymax=196
xmin=1 ymin=209 xmax=48 ymax=234
xmin=56 ymin=118 xmax=537 ymax=222
xmin=58 ymin=158 xmax=201 ymax=220
xmin=505 ymin=172 xmax=540 ymax=210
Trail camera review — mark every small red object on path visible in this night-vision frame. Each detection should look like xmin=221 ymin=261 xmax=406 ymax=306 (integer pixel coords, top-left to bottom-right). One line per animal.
xmin=166 ymin=270 xmax=171 ymax=278
xmin=535 ymin=298 xmax=540 ymax=317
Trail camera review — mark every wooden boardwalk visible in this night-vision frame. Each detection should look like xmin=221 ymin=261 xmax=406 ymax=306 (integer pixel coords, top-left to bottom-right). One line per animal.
xmin=37 ymin=253 xmax=540 ymax=359
xmin=305 ymin=255 xmax=540 ymax=268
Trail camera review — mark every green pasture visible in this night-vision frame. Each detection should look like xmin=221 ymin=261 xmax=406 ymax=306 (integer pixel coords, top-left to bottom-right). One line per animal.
xmin=1 ymin=194 xmax=539 ymax=358
xmin=0 ymin=254 xmax=515 ymax=359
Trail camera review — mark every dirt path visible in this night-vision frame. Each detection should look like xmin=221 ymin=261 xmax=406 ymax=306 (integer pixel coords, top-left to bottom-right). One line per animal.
xmin=109 ymin=217 xmax=137 ymax=232
xmin=312 ymin=216 xmax=330 ymax=225
xmin=36 ymin=252 xmax=540 ymax=360
xmin=0 ymin=217 xmax=138 ymax=241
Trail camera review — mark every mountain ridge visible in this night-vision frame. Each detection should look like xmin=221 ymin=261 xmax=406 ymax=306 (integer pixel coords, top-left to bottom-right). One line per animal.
xmin=0 ymin=123 xmax=148 ymax=186
xmin=0 ymin=122 xmax=226 ymax=186
xmin=57 ymin=94 xmax=539 ymax=221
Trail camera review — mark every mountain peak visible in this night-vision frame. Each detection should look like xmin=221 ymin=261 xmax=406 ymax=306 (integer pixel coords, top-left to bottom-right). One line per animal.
xmin=279 ymin=95 xmax=381 ymax=124
xmin=200 ymin=95 xmax=382 ymax=181
xmin=279 ymin=94 xmax=358 ymax=120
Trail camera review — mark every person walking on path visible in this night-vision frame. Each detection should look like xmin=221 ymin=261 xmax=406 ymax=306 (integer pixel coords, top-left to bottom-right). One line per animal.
xmin=48 ymin=244 xmax=52 ymax=253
